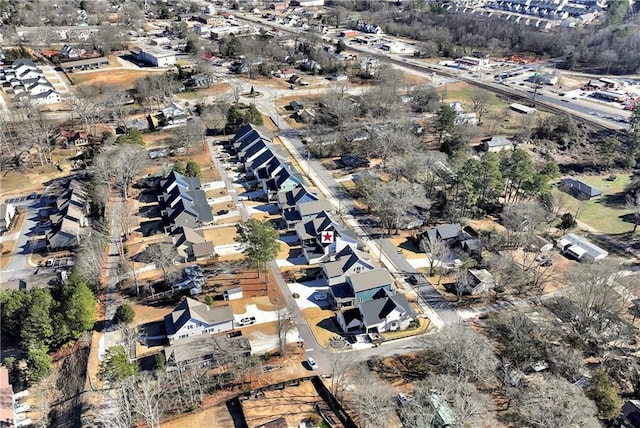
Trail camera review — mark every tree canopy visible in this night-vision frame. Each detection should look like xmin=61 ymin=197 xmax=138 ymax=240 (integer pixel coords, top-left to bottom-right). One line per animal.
xmin=238 ymin=218 xmax=280 ymax=281
xmin=99 ymin=345 xmax=138 ymax=383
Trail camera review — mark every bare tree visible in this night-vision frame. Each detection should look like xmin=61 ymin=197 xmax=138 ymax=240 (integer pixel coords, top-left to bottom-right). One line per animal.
xmin=327 ymin=352 xmax=357 ymax=404
xmin=130 ymin=374 xmax=168 ymax=428
xmin=172 ymin=120 xmax=206 ymax=154
xmin=91 ymin=144 xmax=148 ymax=200
xmin=371 ymin=180 xmax=415 ymax=235
xmin=275 ymin=304 xmax=294 ymax=357
xmin=371 ymin=127 xmax=417 ymax=169
xmin=566 ymin=262 xmax=626 ymax=338
xmin=420 ymin=325 xmax=498 ymax=382
xmin=510 ymin=375 xmax=601 ymax=428
xmin=138 ymin=242 xmax=176 ymax=283
xmin=469 ymin=90 xmax=491 ymax=123
xmin=420 ymin=234 xmax=450 ymax=278
xmin=350 ymin=366 xmax=396 ymax=428
xmin=402 ymin=374 xmax=494 ymax=428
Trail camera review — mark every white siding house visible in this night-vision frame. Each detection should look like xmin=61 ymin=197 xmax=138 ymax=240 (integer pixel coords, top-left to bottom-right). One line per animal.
xmin=164 ymin=298 xmax=235 ymax=344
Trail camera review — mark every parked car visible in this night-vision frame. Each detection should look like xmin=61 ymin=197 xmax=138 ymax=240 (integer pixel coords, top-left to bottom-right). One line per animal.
xmin=307 ymin=357 xmax=318 ymax=370
xmin=28 ymin=192 xmax=37 ymax=199
xmin=397 ymin=393 xmax=410 ymax=406
xmin=238 ymin=316 xmax=256 ymax=326
xmin=407 ymin=275 xmax=418 ymax=285
xmin=217 ymin=209 xmax=230 ymax=215
xmin=314 ymin=293 xmax=328 ymax=301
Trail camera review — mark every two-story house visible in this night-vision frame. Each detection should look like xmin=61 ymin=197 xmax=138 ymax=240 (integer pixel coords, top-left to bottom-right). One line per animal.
xmin=157 ymin=171 xmax=213 ymax=233
xmin=164 ymin=298 xmax=235 ymax=345
xmin=295 ymin=211 xmax=360 ymax=264
xmin=330 ymin=268 xmax=395 ymax=309
xmin=337 ymin=294 xmax=417 ymax=334
xmin=321 ymin=246 xmax=375 ymax=286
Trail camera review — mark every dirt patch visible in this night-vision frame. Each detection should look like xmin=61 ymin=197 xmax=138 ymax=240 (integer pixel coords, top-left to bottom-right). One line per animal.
xmin=203 ymin=226 xmax=238 ymax=245
xmin=241 ymin=379 xmax=326 ymax=428
xmin=0 ymin=165 xmax=66 ymax=196
xmin=163 ymin=402 xmax=235 ymax=428
xmin=0 ymin=239 xmax=16 ymax=270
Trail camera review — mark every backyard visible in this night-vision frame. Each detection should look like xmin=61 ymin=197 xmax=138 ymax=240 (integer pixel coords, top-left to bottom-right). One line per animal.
xmin=555 ymin=174 xmax=634 ymax=234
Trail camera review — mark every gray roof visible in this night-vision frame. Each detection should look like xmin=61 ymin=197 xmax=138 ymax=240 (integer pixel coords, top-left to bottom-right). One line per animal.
xmin=298 ymin=199 xmax=333 ymax=217
xmin=164 ymin=298 xmax=234 ymax=336
xmin=484 ymin=135 xmax=512 ymax=148
xmin=425 ymin=224 xmax=462 ymax=242
xmin=323 ymin=246 xmax=374 ymax=278
xmin=164 ymin=334 xmax=251 ymax=365
xmin=277 ymin=185 xmax=317 ymax=209
xmin=560 ymin=178 xmax=602 ymax=197
xmin=359 ymin=294 xmax=416 ymax=327
xmin=559 ymin=233 xmax=608 ymax=259
xmin=347 ymin=268 xmax=394 ymax=293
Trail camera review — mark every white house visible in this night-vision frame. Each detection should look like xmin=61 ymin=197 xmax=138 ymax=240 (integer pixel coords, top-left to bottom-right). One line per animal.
xmin=32 ymin=90 xmax=62 ymax=105
xmin=337 ymin=294 xmax=417 ymax=334
xmin=557 ymin=233 xmax=608 ymax=263
xmin=164 ymin=298 xmax=235 ymax=344
xmin=0 ymin=203 xmax=16 ymax=233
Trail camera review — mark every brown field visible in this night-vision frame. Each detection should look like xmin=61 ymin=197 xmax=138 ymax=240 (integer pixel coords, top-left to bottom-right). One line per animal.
xmin=203 ymin=226 xmax=238 ymax=245
xmin=70 ymin=68 xmax=166 ymax=88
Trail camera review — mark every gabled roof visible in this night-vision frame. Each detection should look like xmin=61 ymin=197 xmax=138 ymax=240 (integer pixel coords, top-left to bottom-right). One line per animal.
xmin=192 ymin=241 xmax=215 ymax=259
xmin=277 ymin=185 xmax=318 ymax=208
xmin=347 ymin=268 xmax=394 ymax=293
xmin=359 ymin=294 xmax=416 ymax=327
xmin=47 ymin=217 xmax=80 ymax=249
xmin=423 ymin=224 xmax=462 ymax=242
xmin=247 ymin=148 xmax=276 ymax=171
xmin=484 ymin=135 xmax=512 ymax=148
xmin=164 ymin=298 xmax=234 ymax=336
xmin=559 ymin=233 xmax=608 ymax=259
xmin=323 ymin=246 xmax=374 ymax=278
xmin=241 ymin=137 xmax=269 ymax=160
xmin=297 ymin=199 xmax=333 ymax=218
xmin=560 ymin=178 xmax=602 ymax=197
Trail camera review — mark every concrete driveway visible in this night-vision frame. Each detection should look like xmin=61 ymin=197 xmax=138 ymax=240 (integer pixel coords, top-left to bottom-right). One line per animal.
xmin=286 ymin=280 xmax=331 ymax=310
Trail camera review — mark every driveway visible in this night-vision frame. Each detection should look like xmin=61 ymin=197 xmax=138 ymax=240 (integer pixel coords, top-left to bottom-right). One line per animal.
xmin=287 ymin=280 xmax=332 ymax=310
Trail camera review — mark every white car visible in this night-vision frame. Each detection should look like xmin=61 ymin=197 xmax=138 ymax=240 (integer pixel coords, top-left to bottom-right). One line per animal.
xmin=307 ymin=357 xmax=318 ymax=370
xmin=237 ymin=316 xmax=256 ymax=326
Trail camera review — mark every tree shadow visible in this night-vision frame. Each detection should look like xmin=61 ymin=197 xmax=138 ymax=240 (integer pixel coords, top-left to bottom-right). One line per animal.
xmin=137 ymin=220 xmax=165 ymax=237
xmin=316 ymin=317 xmax=342 ymax=336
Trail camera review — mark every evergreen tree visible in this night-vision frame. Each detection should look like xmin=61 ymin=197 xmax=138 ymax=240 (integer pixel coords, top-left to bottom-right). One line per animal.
xmin=185 ymin=159 xmax=201 ymax=177
xmin=173 ymin=159 xmax=186 ymax=174
xmin=238 ymin=218 xmax=280 ymax=282
xmin=586 ymin=369 xmax=622 ymax=420
xmin=26 ymin=348 xmax=53 ymax=385
xmin=114 ymin=304 xmax=135 ymax=325
xmin=21 ymin=289 xmax=54 ymax=350
xmin=53 ymin=274 xmax=97 ymax=346
xmin=99 ymin=346 xmax=138 ymax=382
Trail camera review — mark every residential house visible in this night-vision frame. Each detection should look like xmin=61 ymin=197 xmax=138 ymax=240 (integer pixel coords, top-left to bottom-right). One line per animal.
xmin=46 ymin=179 xmax=89 ymax=250
xmin=262 ymin=162 xmax=306 ymax=201
xmin=187 ymin=73 xmax=215 ymax=87
xmin=59 ymin=44 xmax=84 ymax=59
xmin=160 ymin=103 xmax=189 ymax=126
xmin=283 ymin=198 xmax=333 ymax=229
xmin=172 ymin=226 xmax=215 ymax=262
xmin=295 ymin=211 xmax=360 ymax=264
xmin=559 ymin=178 xmax=602 ymax=200
xmin=172 ymin=265 xmax=205 ymax=295
xmin=417 ymin=224 xmax=462 ymax=247
xmin=557 ymin=233 xmax=608 ymax=263
xmin=296 ymin=109 xmax=315 ymax=123
xmin=340 ymin=153 xmax=370 ymax=169
xmin=321 ymin=245 xmax=375 ymax=286
xmin=164 ymin=297 xmax=235 ymax=344
xmin=289 ymin=100 xmax=304 ymax=111
xmin=55 ymin=129 xmax=89 ymax=147
xmin=277 ymin=185 xmax=320 ymax=213
xmin=0 ymin=203 xmax=16 ymax=233
xmin=330 ymin=268 xmax=395 ymax=309
xmin=461 ymin=269 xmax=495 ymax=295
xmin=164 ymin=334 xmax=251 ymax=371
xmin=158 ymin=170 xmax=213 ymax=233
xmin=612 ymin=400 xmax=640 ymax=428
xmin=196 ymin=14 xmax=218 ymax=25
xmin=482 ymin=136 xmax=515 ymax=152
xmin=357 ymin=294 xmax=417 ymax=333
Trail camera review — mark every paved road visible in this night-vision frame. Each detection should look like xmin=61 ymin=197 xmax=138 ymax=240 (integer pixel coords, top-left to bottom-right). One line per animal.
xmin=1 ymin=196 xmax=44 ymax=282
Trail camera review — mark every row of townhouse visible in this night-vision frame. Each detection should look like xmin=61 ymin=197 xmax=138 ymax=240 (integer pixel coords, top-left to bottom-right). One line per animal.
xmin=231 ymin=125 xmax=418 ymax=336
xmin=45 ymin=179 xmax=90 ymax=251
xmin=0 ymin=59 xmax=61 ymax=105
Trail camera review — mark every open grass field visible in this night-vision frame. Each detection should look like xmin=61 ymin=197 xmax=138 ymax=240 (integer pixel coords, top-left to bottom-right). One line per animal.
xmin=69 ymin=68 xmax=166 ymax=88
xmin=554 ymin=174 xmax=634 ymax=234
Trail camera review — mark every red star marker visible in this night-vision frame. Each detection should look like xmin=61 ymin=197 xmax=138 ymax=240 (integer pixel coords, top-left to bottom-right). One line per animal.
xmin=320 ymin=231 xmax=334 ymax=243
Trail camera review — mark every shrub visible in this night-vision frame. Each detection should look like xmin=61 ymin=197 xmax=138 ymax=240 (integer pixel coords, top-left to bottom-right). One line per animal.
xmin=114 ymin=304 xmax=135 ymax=325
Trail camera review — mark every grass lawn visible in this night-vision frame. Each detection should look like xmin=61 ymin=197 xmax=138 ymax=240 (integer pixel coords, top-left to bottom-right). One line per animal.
xmin=554 ymin=174 xmax=634 ymax=234
xmin=440 ymin=82 xmax=507 ymax=109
